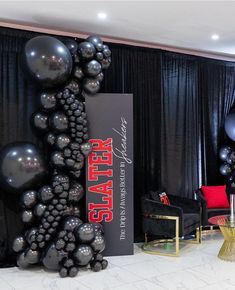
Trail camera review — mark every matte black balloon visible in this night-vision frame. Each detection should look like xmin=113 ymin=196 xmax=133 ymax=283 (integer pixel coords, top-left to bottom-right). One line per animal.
xmin=86 ymin=35 xmax=103 ymax=48
xmin=0 ymin=142 xmax=47 ymax=193
xmin=40 ymin=92 xmax=57 ymax=110
xmin=69 ymin=266 xmax=79 ymax=277
xmin=91 ymin=260 xmax=102 ymax=272
xmin=32 ymin=112 xmax=49 ymax=131
xmin=83 ymin=78 xmax=100 ymax=95
xmin=34 ymin=203 xmax=46 ymax=217
xmin=38 ymin=185 xmax=54 ymax=203
xmin=64 ymin=39 xmax=78 ymax=55
xmin=68 ymin=182 xmax=84 ymax=203
xmin=219 ymin=146 xmax=232 ymax=161
xmin=62 ymin=216 xmax=82 ymax=232
xmin=17 ymin=252 xmax=29 ymax=268
xmin=20 ymin=190 xmax=37 ymax=208
xmin=219 ymin=163 xmax=232 ymax=176
xmin=50 ymin=111 xmax=69 ymax=132
xmin=13 ymin=235 xmax=27 ymax=252
xmin=22 ymin=210 xmax=34 ymax=223
xmin=90 ymin=234 xmax=105 ymax=253
xmin=51 ymin=151 xmax=65 ymax=168
xmin=22 ymin=35 xmax=72 ymax=88
xmin=78 ymin=41 xmax=96 ymax=59
xmin=225 ymin=113 xmax=235 ymax=141
xmin=65 ymin=79 xmax=80 ymax=95
xmin=25 ymin=248 xmax=40 ymax=264
xmin=73 ymin=244 xmax=93 ymax=266
xmin=45 ymin=132 xmax=56 ymax=146
xmin=73 ymin=65 xmax=84 ymax=80
xmin=42 ymin=243 xmax=68 ymax=270
xmin=81 ymin=142 xmax=93 ymax=157
xmin=101 ymin=259 xmax=108 ymax=270
xmin=83 ymin=60 xmax=102 ymax=77
xmin=25 ymin=227 xmax=38 ymax=244
xmin=75 ymin=223 xmax=95 ymax=243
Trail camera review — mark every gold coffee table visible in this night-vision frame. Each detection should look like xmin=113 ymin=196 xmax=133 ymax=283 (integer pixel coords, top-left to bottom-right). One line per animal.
xmin=208 ymin=215 xmax=235 ymax=262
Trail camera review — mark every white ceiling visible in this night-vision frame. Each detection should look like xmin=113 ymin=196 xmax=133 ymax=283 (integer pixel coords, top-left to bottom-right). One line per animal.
xmin=1 ymin=1 xmax=235 ymax=58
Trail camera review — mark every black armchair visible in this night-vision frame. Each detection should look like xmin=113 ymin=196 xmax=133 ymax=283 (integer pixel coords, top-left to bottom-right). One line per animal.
xmin=194 ymin=188 xmax=230 ymax=227
xmin=141 ymin=192 xmax=202 ymax=256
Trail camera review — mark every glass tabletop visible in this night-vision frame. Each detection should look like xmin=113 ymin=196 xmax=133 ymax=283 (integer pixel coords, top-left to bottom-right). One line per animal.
xmin=208 ymin=215 xmax=235 ymax=228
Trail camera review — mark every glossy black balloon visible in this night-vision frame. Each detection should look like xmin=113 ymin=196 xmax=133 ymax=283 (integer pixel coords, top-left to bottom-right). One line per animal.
xmin=65 ymin=79 xmax=80 ymax=95
xmin=219 ymin=163 xmax=232 ymax=176
xmin=219 ymin=146 xmax=232 ymax=161
xmin=77 ymin=41 xmax=96 ymax=59
xmin=103 ymin=47 xmax=111 ymax=57
xmin=55 ymin=134 xmax=71 ymax=150
xmin=83 ymin=60 xmax=102 ymax=77
xmin=22 ymin=35 xmax=72 ymax=88
xmin=62 ymin=216 xmax=82 ymax=232
xmin=64 ymin=39 xmax=78 ymax=55
xmin=96 ymin=72 xmax=104 ymax=82
xmin=101 ymin=57 xmax=111 ymax=69
xmin=34 ymin=203 xmax=46 ymax=217
xmin=50 ymin=111 xmax=69 ymax=132
xmin=68 ymin=182 xmax=84 ymax=203
xmin=92 ymin=223 xmax=104 ymax=235
xmin=32 ymin=112 xmax=49 ymax=131
xmin=20 ymin=190 xmax=37 ymax=209
xmin=51 ymin=151 xmax=65 ymax=168
xmin=225 ymin=113 xmax=235 ymax=141
xmin=25 ymin=227 xmax=38 ymax=244
xmin=73 ymin=65 xmax=84 ymax=80
xmin=75 ymin=223 xmax=95 ymax=243
xmin=40 ymin=92 xmax=57 ymax=110
xmin=42 ymin=243 xmax=68 ymax=270
xmin=25 ymin=248 xmax=40 ymax=264
xmin=38 ymin=185 xmax=54 ymax=203
xmin=83 ymin=78 xmax=100 ymax=95
xmin=21 ymin=210 xmax=34 ymax=223
xmin=12 ymin=235 xmax=27 ymax=252
xmin=86 ymin=35 xmax=103 ymax=48
xmin=90 ymin=234 xmax=105 ymax=253
xmin=17 ymin=252 xmax=29 ymax=268
xmin=45 ymin=132 xmax=56 ymax=146
xmin=81 ymin=142 xmax=93 ymax=156
xmin=0 ymin=142 xmax=48 ymax=193
xmin=73 ymin=244 xmax=93 ymax=266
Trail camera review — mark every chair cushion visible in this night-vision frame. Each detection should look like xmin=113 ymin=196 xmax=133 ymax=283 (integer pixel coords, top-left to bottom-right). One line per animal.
xmin=183 ymin=213 xmax=200 ymax=228
xmin=201 ymin=185 xmax=229 ymax=209
xmin=150 ymin=190 xmax=170 ymax=205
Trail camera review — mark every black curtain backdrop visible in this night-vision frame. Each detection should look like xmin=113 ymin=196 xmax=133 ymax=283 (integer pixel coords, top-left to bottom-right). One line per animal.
xmin=1 ymin=27 xmax=235 ymax=262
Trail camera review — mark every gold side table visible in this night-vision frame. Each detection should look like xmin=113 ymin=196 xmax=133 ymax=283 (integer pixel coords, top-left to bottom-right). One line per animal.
xmin=209 ymin=215 xmax=235 ymax=262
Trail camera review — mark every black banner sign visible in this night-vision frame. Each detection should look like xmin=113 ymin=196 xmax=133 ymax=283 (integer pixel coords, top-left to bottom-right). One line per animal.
xmin=86 ymin=94 xmax=133 ymax=256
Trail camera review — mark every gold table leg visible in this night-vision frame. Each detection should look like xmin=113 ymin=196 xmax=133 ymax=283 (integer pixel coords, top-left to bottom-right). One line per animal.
xmin=218 ymin=226 xmax=235 ymax=262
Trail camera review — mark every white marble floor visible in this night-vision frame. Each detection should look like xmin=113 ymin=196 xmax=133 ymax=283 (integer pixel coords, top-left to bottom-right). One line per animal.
xmin=1 ymin=233 xmax=235 ymax=290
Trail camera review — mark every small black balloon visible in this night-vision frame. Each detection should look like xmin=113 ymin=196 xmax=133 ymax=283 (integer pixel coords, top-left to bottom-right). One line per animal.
xmin=73 ymin=65 xmax=84 ymax=80
xmin=83 ymin=78 xmax=100 ymax=95
xmin=17 ymin=252 xmax=29 ymax=269
xmin=73 ymin=244 xmax=93 ymax=266
xmin=25 ymin=227 xmax=38 ymax=244
xmin=34 ymin=203 xmax=46 ymax=217
xmin=65 ymin=79 xmax=80 ymax=95
xmin=59 ymin=267 xmax=68 ymax=278
xmin=83 ymin=60 xmax=102 ymax=77
xmin=90 ymin=234 xmax=105 ymax=253
xmin=86 ymin=35 xmax=103 ymax=48
xmin=51 ymin=151 xmax=65 ymax=168
xmin=62 ymin=216 xmax=82 ymax=231
xmin=45 ymin=132 xmax=56 ymax=146
xmin=91 ymin=260 xmax=102 ymax=272
xmin=64 ymin=39 xmax=78 ymax=55
xmin=101 ymin=259 xmax=108 ymax=269
xmin=38 ymin=185 xmax=54 ymax=203
xmin=25 ymin=248 xmax=40 ymax=264
xmin=55 ymin=134 xmax=71 ymax=150
xmin=68 ymin=182 xmax=84 ymax=203
xmin=103 ymin=47 xmax=111 ymax=57
xmin=40 ymin=92 xmax=57 ymax=110
xmin=13 ymin=235 xmax=27 ymax=252
xmin=22 ymin=210 xmax=34 ymax=223
xmin=74 ymin=223 xmax=95 ymax=243
xmin=219 ymin=146 xmax=232 ymax=161
xmin=69 ymin=266 xmax=79 ymax=277
xmin=32 ymin=112 xmax=49 ymax=131
xmin=96 ymin=52 xmax=103 ymax=61
xmin=101 ymin=57 xmax=111 ymax=69
xmin=50 ymin=111 xmax=69 ymax=132
xmin=20 ymin=190 xmax=37 ymax=209
xmin=81 ymin=142 xmax=93 ymax=157
xmin=96 ymin=72 xmax=104 ymax=82
xmin=42 ymin=243 xmax=68 ymax=270
xmin=78 ymin=41 xmax=96 ymax=59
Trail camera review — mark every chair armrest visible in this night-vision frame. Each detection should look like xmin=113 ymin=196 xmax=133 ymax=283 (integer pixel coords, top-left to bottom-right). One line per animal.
xmin=141 ymin=197 xmax=183 ymax=220
xmin=168 ymin=194 xmax=201 ymax=214
xmin=194 ymin=189 xmax=208 ymax=226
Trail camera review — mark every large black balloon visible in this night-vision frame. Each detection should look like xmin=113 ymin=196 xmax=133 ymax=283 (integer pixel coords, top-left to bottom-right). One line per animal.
xmin=22 ymin=35 xmax=72 ymax=88
xmin=225 ymin=113 xmax=235 ymax=141
xmin=0 ymin=142 xmax=48 ymax=193
xmin=74 ymin=223 xmax=95 ymax=243
xmin=50 ymin=111 xmax=69 ymax=132
xmin=42 ymin=243 xmax=68 ymax=270
xmin=73 ymin=244 xmax=93 ymax=266
xmin=86 ymin=35 xmax=103 ymax=48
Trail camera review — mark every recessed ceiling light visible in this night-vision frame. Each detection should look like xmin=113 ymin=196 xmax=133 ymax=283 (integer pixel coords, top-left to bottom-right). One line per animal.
xmin=97 ymin=12 xmax=107 ymax=20
xmin=211 ymin=34 xmax=220 ymax=40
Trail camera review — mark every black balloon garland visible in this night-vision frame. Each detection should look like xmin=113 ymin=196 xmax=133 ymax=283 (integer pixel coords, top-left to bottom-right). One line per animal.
xmin=12 ymin=35 xmax=111 ymax=277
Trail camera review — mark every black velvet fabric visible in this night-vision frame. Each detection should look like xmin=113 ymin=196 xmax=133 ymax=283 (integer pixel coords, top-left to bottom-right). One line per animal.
xmin=142 ymin=194 xmax=201 ymax=237
xmin=195 ymin=189 xmax=230 ymax=226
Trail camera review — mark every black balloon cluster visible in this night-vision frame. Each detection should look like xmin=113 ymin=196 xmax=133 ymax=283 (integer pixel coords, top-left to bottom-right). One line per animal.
xmin=219 ymin=146 xmax=235 ymax=192
xmin=10 ymin=34 xmax=111 ymax=277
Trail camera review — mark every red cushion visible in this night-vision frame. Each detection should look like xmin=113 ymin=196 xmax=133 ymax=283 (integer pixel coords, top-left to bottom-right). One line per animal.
xmin=201 ymin=185 xmax=229 ymax=209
